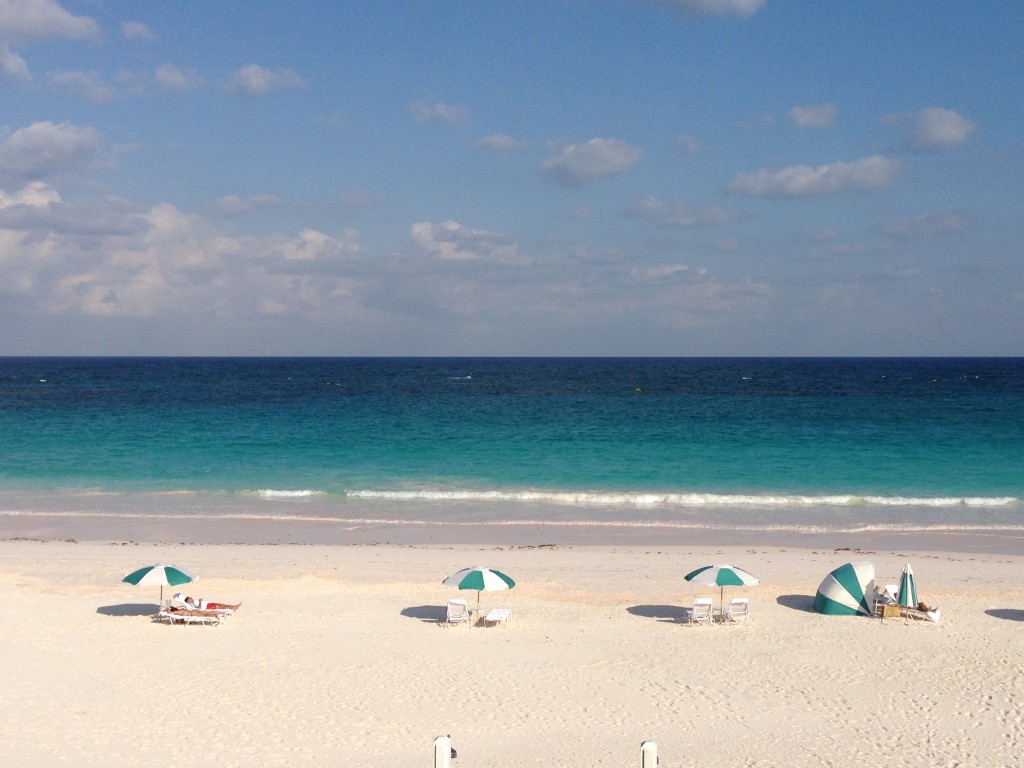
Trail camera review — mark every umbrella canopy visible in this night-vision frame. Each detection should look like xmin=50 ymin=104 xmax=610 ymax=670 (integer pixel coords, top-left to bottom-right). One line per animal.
xmin=684 ymin=564 xmax=759 ymax=609
xmin=443 ymin=566 xmax=515 ymax=611
xmin=812 ymin=561 xmax=875 ymax=616
xmin=898 ymin=562 xmax=919 ymax=609
xmin=122 ymin=563 xmax=197 ymax=604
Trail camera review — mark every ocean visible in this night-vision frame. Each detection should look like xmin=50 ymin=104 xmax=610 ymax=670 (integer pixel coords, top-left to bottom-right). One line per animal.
xmin=1 ymin=357 xmax=1022 ymax=536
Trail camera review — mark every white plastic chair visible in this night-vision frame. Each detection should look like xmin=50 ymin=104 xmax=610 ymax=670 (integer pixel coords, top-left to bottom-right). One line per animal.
xmin=446 ymin=598 xmax=470 ymax=626
xmin=686 ymin=597 xmax=714 ymax=625
xmin=482 ymin=607 xmax=512 ymax=627
xmin=724 ymin=597 xmax=750 ymax=622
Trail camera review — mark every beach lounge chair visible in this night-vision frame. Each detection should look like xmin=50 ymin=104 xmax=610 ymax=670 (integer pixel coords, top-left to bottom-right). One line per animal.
xmin=482 ymin=607 xmax=512 ymax=627
xmin=158 ymin=593 xmax=234 ymax=626
xmin=156 ymin=609 xmax=225 ymax=626
xmin=685 ymin=598 xmax=714 ymax=625
xmin=446 ymin=598 xmax=471 ymax=626
xmin=900 ymin=604 xmax=942 ymax=623
xmin=724 ymin=597 xmax=750 ymax=622
xmin=873 ymin=585 xmax=900 ymax=618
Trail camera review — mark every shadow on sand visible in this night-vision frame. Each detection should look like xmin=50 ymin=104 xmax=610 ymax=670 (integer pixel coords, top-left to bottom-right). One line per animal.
xmin=401 ymin=605 xmax=447 ymax=623
xmin=97 ymin=603 xmax=158 ymax=617
xmin=985 ymin=608 xmax=1024 ymax=622
xmin=776 ymin=594 xmax=816 ymax=613
xmin=627 ymin=604 xmax=684 ymax=623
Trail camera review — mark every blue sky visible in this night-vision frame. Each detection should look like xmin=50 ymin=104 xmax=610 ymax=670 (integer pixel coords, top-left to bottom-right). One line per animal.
xmin=1 ymin=0 xmax=1021 ymax=355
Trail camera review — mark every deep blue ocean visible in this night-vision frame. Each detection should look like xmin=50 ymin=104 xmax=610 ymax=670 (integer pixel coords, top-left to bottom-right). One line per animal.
xmin=1 ymin=357 xmax=1022 ymax=533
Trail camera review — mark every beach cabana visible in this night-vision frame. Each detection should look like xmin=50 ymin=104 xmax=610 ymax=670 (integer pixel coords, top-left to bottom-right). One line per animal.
xmin=812 ymin=561 xmax=875 ymax=616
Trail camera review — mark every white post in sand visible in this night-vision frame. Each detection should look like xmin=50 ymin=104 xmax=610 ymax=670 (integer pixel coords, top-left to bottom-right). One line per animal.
xmin=433 ymin=735 xmax=452 ymax=768
xmin=641 ymin=740 xmax=658 ymax=767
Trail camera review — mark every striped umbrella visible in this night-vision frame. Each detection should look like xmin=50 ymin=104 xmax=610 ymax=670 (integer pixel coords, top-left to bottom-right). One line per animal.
xmin=812 ymin=561 xmax=875 ymax=616
xmin=684 ymin=564 xmax=759 ymax=612
xmin=122 ymin=563 xmax=197 ymax=604
xmin=443 ymin=566 xmax=515 ymax=612
xmin=898 ymin=562 xmax=919 ymax=615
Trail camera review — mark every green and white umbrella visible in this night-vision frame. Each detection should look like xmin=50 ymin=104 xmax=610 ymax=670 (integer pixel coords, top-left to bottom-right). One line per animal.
xmin=443 ymin=566 xmax=515 ymax=612
xmin=812 ymin=561 xmax=875 ymax=616
xmin=122 ymin=563 xmax=197 ymax=604
xmin=898 ymin=562 xmax=919 ymax=611
xmin=684 ymin=564 xmax=759 ymax=611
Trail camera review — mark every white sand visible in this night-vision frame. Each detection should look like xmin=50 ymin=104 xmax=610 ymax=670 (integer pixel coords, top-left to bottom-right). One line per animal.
xmin=1 ymin=537 xmax=1022 ymax=767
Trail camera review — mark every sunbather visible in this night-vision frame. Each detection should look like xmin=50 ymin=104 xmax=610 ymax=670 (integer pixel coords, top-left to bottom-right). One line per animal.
xmin=184 ymin=596 xmax=241 ymax=611
xmin=916 ymin=601 xmax=938 ymax=612
xmin=173 ymin=593 xmax=241 ymax=611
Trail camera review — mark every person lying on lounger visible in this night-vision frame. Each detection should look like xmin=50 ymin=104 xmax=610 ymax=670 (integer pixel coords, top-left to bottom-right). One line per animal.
xmin=916 ymin=601 xmax=938 ymax=612
xmin=172 ymin=593 xmax=241 ymax=611
xmin=183 ymin=596 xmax=241 ymax=611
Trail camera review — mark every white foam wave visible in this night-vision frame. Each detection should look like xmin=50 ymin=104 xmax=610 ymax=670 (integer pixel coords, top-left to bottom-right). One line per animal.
xmin=2 ymin=510 xmax=1023 ymax=538
xmin=256 ymin=489 xmax=322 ymax=500
xmin=345 ymin=489 xmax=1019 ymax=508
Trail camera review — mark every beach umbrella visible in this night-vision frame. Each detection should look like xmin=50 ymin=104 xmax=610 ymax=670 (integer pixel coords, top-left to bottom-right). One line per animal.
xmin=898 ymin=562 xmax=919 ymax=616
xmin=443 ymin=566 xmax=515 ymax=613
xmin=684 ymin=564 xmax=759 ymax=611
xmin=122 ymin=563 xmax=197 ymax=604
xmin=812 ymin=561 xmax=875 ymax=616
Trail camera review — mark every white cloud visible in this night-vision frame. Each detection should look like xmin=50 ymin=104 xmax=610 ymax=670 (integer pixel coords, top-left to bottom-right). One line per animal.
xmin=411 ymin=220 xmax=518 ymax=262
xmin=650 ymin=0 xmax=766 ymax=17
xmin=121 ymin=21 xmax=155 ymax=40
xmin=912 ymin=107 xmax=976 ymax=150
xmin=883 ymin=107 xmax=977 ymax=152
xmin=0 ymin=43 xmax=30 ymax=81
xmin=227 ymin=64 xmax=305 ymax=96
xmin=633 ymin=264 xmax=691 ymax=280
xmin=727 ymin=155 xmax=903 ymax=197
xmin=674 ymin=134 xmax=700 ymax=155
xmin=409 ymin=98 xmax=469 ymax=125
xmin=208 ymin=195 xmax=281 ymax=216
xmin=0 ymin=184 xmax=147 ymax=236
xmin=48 ymin=70 xmax=115 ymax=102
xmin=473 ymin=134 xmax=524 ymax=152
xmin=623 ymin=196 xmax=733 ymax=227
xmin=0 ymin=180 xmax=60 ymax=208
xmin=0 ymin=121 xmax=101 ymax=179
xmin=879 ymin=208 xmax=971 ymax=238
xmin=155 ymin=63 xmax=204 ymax=92
xmin=788 ymin=103 xmax=837 ymax=129
xmin=0 ymin=0 xmax=98 ymax=42
xmin=0 ymin=189 xmax=368 ymax=320
xmin=542 ymin=138 xmax=644 ymax=186
xmin=274 ymin=228 xmax=361 ymax=262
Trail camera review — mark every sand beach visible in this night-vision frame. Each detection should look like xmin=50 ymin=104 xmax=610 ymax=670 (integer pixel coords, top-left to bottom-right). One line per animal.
xmin=1 ymin=514 xmax=1022 ymax=767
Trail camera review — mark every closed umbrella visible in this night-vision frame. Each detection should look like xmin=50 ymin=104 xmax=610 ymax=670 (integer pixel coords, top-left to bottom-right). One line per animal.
xmin=122 ymin=563 xmax=197 ymax=605
xmin=898 ymin=562 xmax=918 ymax=620
xmin=684 ymin=564 xmax=759 ymax=614
xmin=443 ymin=566 xmax=515 ymax=614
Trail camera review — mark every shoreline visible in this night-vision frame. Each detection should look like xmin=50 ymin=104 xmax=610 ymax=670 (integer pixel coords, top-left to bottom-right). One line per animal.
xmin=1 ymin=489 xmax=1022 ymax=555
xmin=3 ymin=509 xmax=1024 ymax=555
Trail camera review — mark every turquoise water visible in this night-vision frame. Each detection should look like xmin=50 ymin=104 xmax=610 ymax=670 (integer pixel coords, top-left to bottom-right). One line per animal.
xmin=1 ymin=357 xmax=1022 ymax=532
